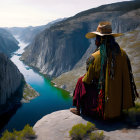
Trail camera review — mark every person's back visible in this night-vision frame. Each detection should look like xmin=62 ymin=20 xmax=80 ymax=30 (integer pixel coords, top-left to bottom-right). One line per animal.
xmin=70 ymin=21 xmax=138 ymax=120
xmin=83 ymin=47 xmax=133 ymax=119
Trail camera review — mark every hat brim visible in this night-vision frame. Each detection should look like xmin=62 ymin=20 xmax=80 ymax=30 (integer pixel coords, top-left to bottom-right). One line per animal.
xmin=85 ymin=31 xmax=123 ymax=39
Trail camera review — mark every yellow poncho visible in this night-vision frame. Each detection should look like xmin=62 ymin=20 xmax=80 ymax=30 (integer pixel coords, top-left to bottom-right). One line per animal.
xmin=83 ymin=48 xmax=134 ymax=119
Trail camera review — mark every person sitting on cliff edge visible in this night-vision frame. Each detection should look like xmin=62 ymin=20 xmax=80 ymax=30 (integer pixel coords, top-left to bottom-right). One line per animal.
xmin=70 ymin=21 xmax=138 ymax=120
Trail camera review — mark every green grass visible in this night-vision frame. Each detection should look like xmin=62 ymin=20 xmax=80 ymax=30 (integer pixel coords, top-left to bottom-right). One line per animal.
xmin=0 ymin=124 xmax=36 ymax=140
xmin=69 ymin=122 xmax=104 ymax=140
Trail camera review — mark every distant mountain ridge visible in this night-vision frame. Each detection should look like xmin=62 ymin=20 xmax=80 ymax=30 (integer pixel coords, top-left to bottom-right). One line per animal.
xmin=6 ymin=18 xmax=66 ymax=43
xmin=0 ymin=28 xmax=19 ymax=57
xmin=7 ymin=25 xmax=46 ymax=43
xmin=20 ymin=0 xmax=140 ymax=78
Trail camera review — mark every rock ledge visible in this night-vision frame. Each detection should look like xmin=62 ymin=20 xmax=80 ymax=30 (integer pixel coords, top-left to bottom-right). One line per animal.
xmin=33 ymin=110 xmax=140 ymax=140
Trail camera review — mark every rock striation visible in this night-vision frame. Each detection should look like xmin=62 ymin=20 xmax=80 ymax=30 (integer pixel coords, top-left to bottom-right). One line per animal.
xmin=0 ymin=28 xmax=19 ymax=57
xmin=21 ymin=0 xmax=140 ymax=78
xmin=0 ymin=52 xmax=23 ymax=105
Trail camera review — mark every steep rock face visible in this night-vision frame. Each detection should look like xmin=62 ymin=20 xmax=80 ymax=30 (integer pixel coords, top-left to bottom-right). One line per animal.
xmin=21 ymin=23 xmax=89 ymax=78
xmin=0 ymin=28 xmax=19 ymax=57
xmin=0 ymin=52 xmax=23 ymax=105
xmin=21 ymin=0 xmax=140 ymax=78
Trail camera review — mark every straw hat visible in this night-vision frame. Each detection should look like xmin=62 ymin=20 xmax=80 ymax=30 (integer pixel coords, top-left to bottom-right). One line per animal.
xmin=85 ymin=21 xmax=123 ymax=39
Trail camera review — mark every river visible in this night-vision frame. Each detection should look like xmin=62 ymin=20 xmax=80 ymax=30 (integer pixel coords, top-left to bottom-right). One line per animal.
xmin=2 ymin=36 xmax=72 ymax=132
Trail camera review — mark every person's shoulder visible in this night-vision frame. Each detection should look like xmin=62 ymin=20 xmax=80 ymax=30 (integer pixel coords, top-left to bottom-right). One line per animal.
xmin=91 ymin=50 xmax=100 ymax=58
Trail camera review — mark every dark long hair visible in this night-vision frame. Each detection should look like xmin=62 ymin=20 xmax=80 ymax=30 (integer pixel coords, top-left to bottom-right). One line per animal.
xmin=96 ymin=35 xmax=121 ymax=56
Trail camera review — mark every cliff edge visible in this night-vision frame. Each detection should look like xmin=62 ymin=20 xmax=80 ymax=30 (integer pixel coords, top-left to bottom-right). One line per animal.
xmin=33 ymin=110 xmax=140 ymax=140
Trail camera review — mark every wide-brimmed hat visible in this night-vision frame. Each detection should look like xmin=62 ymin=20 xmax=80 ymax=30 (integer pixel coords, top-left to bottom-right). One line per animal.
xmin=85 ymin=21 xmax=123 ymax=39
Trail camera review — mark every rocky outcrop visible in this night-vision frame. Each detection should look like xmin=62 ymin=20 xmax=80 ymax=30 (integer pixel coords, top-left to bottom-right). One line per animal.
xmin=33 ymin=110 xmax=140 ymax=140
xmin=0 ymin=28 xmax=19 ymax=57
xmin=52 ymin=29 xmax=140 ymax=96
xmin=21 ymin=0 xmax=140 ymax=78
xmin=33 ymin=110 xmax=88 ymax=140
xmin=0 ymin=52 xmax=23 ymax=105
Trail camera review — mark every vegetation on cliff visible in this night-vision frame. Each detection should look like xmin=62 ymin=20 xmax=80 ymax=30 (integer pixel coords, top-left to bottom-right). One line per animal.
xmin=0 ymin=124 xmax=36 ymax=140
xmin=69 ymin=122 xmax=104 ymax=140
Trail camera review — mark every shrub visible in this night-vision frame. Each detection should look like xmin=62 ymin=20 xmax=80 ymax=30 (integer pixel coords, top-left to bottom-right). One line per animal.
xmin=69 ymin=122 xmax=103 ymax=140
xmin=0 ymin=130 xmax=16 ymax=140
xmin=69 ymin=123 xmax=87 ymax=140
xmin=90 ymin=131 xmax=104 ymax=140
xmin=85 ymin=122 xmax=96 ymax=133
xmin=18 ymin=124 xmax=36 ymax=139
xmin=0 ymin=124 xmax=36 ymax=140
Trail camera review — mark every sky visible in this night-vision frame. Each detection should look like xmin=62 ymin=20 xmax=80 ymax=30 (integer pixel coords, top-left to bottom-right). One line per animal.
xmin=0 ymin=0 xmax=132 ymax=27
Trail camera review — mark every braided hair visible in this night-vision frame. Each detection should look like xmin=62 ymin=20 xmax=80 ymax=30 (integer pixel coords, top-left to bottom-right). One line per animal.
xmin=96 ymin=35 xmax=121 ymax=117
xmin=97 ymin=35 xmax=121 ymax=85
